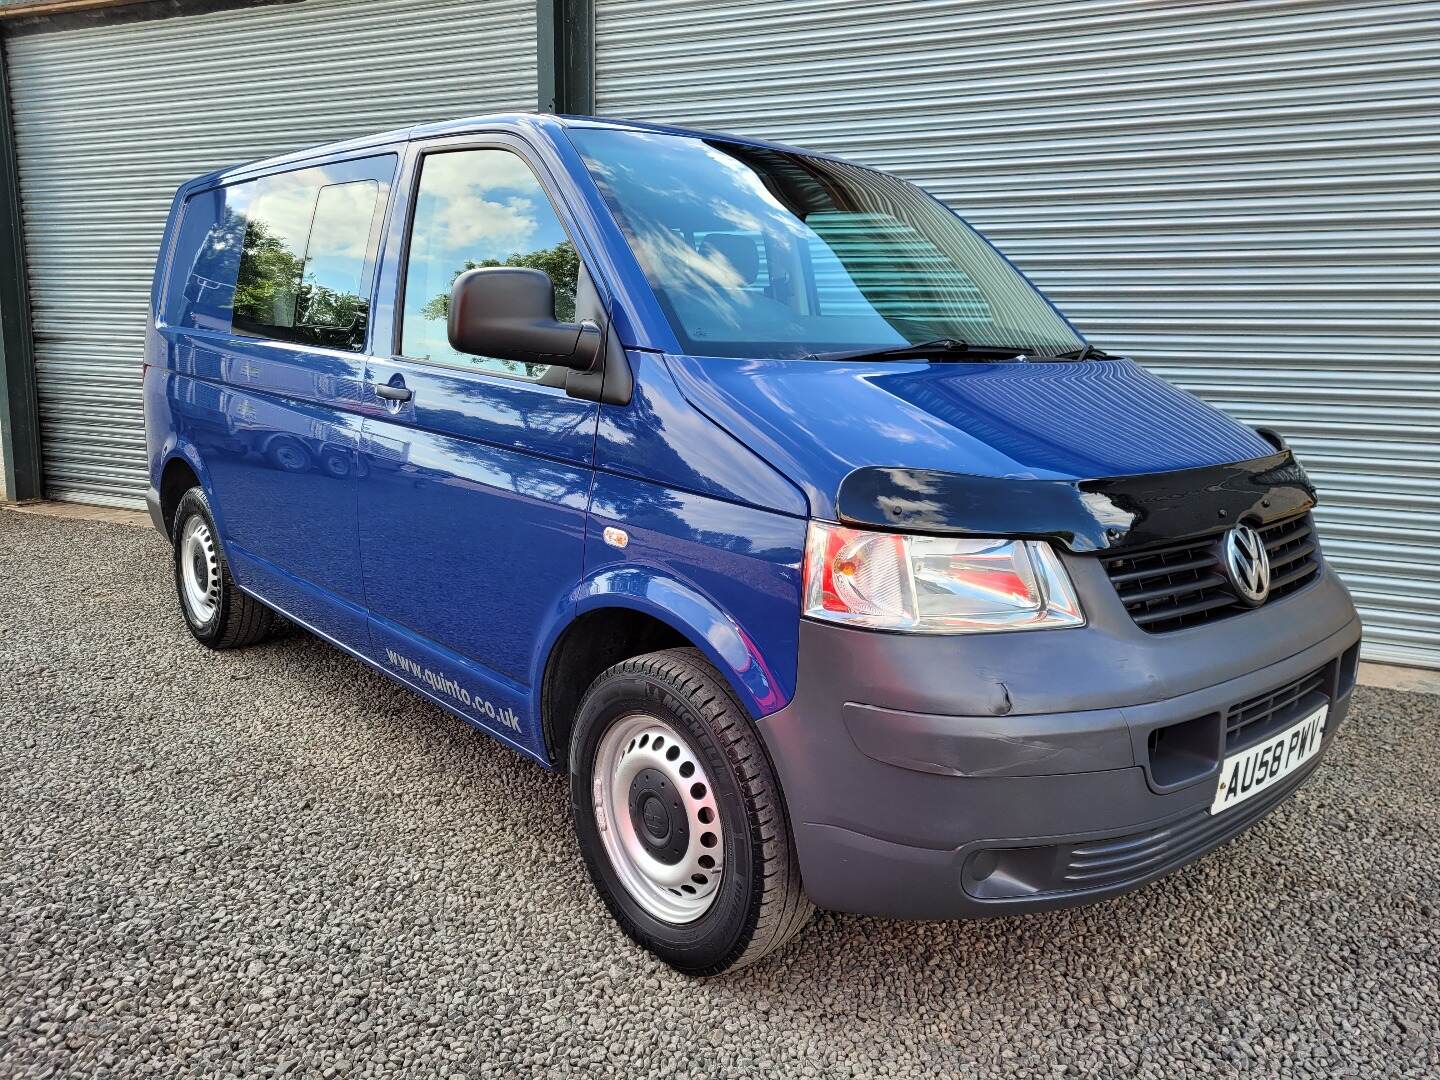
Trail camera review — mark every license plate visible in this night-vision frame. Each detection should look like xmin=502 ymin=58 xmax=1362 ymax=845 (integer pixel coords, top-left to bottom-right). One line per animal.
xmin=1211 ymin=704 xmax=1327 ymax=815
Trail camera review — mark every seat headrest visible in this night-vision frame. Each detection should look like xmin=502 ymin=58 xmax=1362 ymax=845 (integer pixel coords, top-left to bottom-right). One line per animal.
xmin=699 ymin=233 xmax=760 ymax=287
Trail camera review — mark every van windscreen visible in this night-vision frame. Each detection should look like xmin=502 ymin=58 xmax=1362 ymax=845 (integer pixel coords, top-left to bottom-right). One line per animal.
xmin=568 ymin=127 xmax=1083 ymax=361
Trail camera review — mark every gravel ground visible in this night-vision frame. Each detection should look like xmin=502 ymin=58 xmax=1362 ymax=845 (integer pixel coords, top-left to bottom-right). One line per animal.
xmin=2 ymin=508 xmax=1438 ymax=1079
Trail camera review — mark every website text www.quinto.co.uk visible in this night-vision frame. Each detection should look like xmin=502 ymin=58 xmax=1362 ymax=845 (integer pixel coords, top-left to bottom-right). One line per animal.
xmin=383 ymin=648 xmax=521 ymax=732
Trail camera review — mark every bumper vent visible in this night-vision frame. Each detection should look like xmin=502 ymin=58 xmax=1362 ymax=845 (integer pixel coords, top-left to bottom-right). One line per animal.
xmin=1226 ymin=665 xmax=1328 ymax=750
xmin=1103 ymin=512 xmax=1320 ymax=634
xmin=1060 ymin=765 xmax=1310 ymax=891
xmin=966 ymin=752 xmax=1326 ymax=901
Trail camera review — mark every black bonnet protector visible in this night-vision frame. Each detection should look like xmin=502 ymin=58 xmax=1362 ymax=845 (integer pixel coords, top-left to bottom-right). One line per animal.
xmin=835 ymin=449 xmax=1316 ymax=554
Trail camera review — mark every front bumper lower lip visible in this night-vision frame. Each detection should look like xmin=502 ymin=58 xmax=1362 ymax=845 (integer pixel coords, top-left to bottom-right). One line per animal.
xmin=958 ymin=752 xmax=1326 ymax=905
xmin=796 ymin=752 xmax=1329 ymax=919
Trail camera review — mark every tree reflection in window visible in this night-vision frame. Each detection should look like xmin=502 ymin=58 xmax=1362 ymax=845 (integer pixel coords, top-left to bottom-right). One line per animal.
xmin=233 ymin=217 xmax=302 ymax=332
xmin=296 ymin=180 xmax=380 ymax=340
xmin=419 ymin=240 xmax=579 ymax=326
xmin=233 ymin=177 xmax=382 ymax=351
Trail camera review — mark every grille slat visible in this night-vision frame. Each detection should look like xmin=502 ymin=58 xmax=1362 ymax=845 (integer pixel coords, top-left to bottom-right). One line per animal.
xmin=1065 ymin=844 xmax=1179 ymax=883
xmin=1265 ymin=529 xmax=1308 ymax=553
xmin=1104 ymin=512 xmax=1321 ymax=634
xmin=1132 ymin=592 xmax=1238 ymax=627
xmin=1071 ymin=830 xmax=1175 ymax=859
xmin=1269 ymin=560 xmax=1321 ymax=593
xmin=1118 ymin=572 xmax=1228 ymax=607
xmin=1067 ymin=835 xmax=1174 ymax=873
xmin=1231 ymin=680 xmax=1322 ymax=729
xmin=1262 ymin=517 xmax=1311 ymax=547
xmin=1269 ymin=540 xmax=1317 ymax=573
xmin=1108 ymin=552 xmax=1218 ymax=586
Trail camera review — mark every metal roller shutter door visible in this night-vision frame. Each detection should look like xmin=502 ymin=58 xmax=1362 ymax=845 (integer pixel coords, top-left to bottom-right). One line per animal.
xmin=3 ymin=0 xmax=536 ymax=509
xmin=594 ymin=0 xmax=1440 ymax=668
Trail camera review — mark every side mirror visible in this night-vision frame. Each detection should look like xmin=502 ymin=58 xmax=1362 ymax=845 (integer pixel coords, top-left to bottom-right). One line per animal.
xmin=447 ymin=267 xmax=602 ymax=371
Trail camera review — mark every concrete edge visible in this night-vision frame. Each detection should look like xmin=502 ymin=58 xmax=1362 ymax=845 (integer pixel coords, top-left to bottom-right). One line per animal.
xmin=2 ymin=499 xmax=150 ymax=527
xmin=1357 ymin=661 xmax=1440 ymax=696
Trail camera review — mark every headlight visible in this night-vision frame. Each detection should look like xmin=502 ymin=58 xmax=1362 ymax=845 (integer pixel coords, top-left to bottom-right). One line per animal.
xmin=802 ymin=521 xmax=1084 ymax=633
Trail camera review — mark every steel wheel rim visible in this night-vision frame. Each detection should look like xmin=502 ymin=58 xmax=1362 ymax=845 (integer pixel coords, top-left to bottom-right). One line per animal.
xmin=179 ymin=515 xmax=221 ymax=624
xmin=593 ymin=714 xmax=724 ymax=924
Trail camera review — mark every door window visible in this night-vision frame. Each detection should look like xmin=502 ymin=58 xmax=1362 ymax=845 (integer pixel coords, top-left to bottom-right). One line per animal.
xmin=400 ymin=149 xmax=580 ymax=378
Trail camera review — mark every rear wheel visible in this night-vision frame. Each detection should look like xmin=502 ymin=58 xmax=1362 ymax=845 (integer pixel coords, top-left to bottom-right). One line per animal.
xmin=171 ymin=487 xmax=278 ymax=650
xmin=570 ymin=648 xmax=812 ymax=975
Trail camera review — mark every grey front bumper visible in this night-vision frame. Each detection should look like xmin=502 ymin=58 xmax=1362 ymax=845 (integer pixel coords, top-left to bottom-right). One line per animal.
xmin=757 ymin=558 xmax=1362 ymax=919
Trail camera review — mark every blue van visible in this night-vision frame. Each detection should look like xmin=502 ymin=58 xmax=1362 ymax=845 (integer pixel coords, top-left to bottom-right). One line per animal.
xmin=145 ymin=114 xmax=1361 ymax=974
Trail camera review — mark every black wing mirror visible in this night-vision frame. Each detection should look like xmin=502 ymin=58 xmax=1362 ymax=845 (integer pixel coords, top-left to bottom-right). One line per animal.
xmin=447 ymin=267 xmax=602 ymax=371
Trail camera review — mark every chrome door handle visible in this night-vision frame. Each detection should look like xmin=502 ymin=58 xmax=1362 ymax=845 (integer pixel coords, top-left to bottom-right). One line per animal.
xmin=375 ymin=383 xmax=413 ymax=402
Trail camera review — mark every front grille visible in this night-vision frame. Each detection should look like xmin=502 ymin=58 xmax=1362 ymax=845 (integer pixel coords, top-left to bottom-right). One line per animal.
xmin=1103 ymin=512 xmax=1320 ymax=634
xmin=1226 ymin=664 xmax=1328 ymax=749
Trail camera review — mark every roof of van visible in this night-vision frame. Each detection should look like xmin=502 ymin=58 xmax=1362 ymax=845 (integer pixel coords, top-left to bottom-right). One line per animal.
xmin=182 ymin=113 xmax=820 ymax=193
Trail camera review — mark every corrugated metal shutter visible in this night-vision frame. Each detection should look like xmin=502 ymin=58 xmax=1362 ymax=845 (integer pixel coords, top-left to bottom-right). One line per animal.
xmin=3 ymin=0 xmax=536 ymax=508
xmin=594 ymin=0 xmax=1440 ymax=668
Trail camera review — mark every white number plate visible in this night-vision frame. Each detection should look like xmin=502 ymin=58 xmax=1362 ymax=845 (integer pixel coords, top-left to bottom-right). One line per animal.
xmin=1211 ymin=704 xmax=1327 ymax=815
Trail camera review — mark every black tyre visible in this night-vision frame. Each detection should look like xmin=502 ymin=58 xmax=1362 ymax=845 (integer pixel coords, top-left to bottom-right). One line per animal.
xmin=171 ymin=487 xmax=278 ymax=650
xmin=570 ymin=647 xmax=812 ymax=975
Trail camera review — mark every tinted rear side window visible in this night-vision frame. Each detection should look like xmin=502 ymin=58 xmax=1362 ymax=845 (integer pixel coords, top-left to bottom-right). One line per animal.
xmin=169 ymin=154 xmax=394 ymax=351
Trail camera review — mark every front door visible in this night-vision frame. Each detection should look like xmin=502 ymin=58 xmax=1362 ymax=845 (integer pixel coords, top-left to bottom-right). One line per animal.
xmin=358 ymin=141 xmax=598 ymax=758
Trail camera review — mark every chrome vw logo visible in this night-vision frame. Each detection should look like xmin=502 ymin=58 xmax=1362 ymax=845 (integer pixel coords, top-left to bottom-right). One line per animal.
xmin=1223 ymin=523 xmax=1271 ymax=604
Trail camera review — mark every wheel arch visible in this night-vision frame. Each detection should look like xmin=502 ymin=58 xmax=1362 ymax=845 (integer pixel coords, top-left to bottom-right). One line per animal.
xmin=157 ymin=449 xmax=209 ymax=538
xmin=539 ymin=569 xmax=792 ymax=768
xmin=540 ymin=606 xmax=687 ymax=768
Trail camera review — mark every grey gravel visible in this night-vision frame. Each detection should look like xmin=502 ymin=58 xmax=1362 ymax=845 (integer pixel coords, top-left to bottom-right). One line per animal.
xmin=2 ymin=508 xmax=1438 ymax=1079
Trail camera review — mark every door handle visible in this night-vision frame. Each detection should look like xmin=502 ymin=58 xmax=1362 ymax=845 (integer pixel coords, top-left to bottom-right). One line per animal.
xmin=375 ymin=383 xmax=413 ymax=403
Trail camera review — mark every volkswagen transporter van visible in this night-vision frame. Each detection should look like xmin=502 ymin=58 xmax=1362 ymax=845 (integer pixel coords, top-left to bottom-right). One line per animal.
xmin=144 ymin=115 xmax=1362 ymax=974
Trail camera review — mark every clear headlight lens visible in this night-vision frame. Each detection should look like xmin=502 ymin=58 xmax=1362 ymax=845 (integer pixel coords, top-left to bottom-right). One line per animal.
xmin=802 ymin=522 xmax=1084 ymax=633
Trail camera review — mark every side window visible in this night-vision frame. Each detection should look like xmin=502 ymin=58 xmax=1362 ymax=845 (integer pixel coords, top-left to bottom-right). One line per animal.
xmin=233 ymin=166 xmax=388 ymax=351
xmin=401 ymin=148 xmax=580 ymax=378
xmin=171 ymin=156 xmax=393 ymax=348
xmin=232 ymin=172 xmax=316 ymax=339
xmin=170 ymin=184 xmax=255 ymax=333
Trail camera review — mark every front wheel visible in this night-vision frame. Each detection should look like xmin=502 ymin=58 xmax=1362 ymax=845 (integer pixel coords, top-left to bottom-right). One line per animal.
xmin=570 ymin=648 xmax=812 ymax=975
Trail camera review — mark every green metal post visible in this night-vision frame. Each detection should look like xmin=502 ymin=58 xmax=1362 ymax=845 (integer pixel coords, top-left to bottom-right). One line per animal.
xmin=537 ymin=0 xmax=594 ymax=115
xmin=0 ymin=35 xmax=41 ymax=502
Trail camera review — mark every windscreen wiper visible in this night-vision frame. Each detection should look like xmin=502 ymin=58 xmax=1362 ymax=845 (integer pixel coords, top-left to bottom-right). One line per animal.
xmin=1047 ymin=343 xmax=1116 ymax=361
xmin=813 ymin=338 xmax=1031 ymax=363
